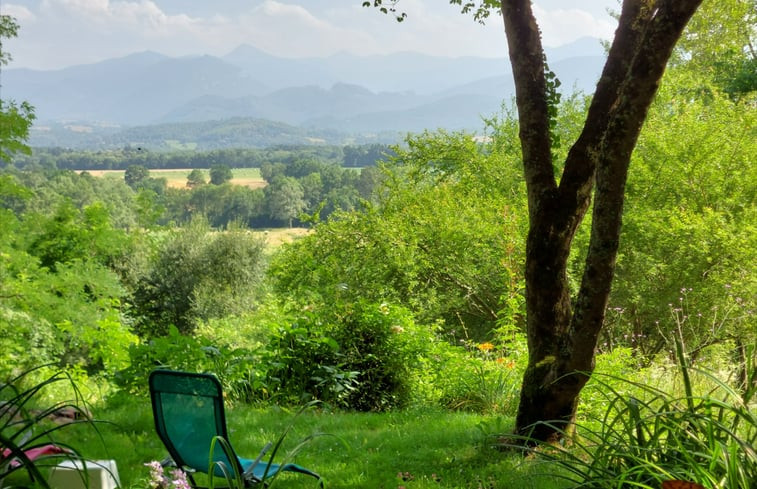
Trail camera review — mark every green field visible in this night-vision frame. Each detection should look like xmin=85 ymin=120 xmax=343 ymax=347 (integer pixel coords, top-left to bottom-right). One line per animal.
xmin=87 ymin=168 xmax=264 ymax=188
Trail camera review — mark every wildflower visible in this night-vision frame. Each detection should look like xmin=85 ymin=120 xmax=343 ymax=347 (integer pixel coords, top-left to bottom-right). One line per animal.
xmin=145 ymin=462 xmax=164 ymax=489
xmin=477 ymin=342 xmax=494 ymax=352
xmin=495 ymin=358 xmax=515 ymax=368
xmin=169 ymin=468 xmax=191 ymax=489
xmin=398 ymin=471 xmax=414 ymax=481
xmin=145 ymin=462 xmax=189 ymax=489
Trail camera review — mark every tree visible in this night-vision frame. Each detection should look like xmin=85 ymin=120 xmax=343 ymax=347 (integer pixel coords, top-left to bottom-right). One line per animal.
xmin=209 ymin=164 xmax=233 ymax=185
xmin=186 ymin=168 xmax=207 ymax=188
xmin=124 ymin=164 xmax=150 ymax=189
xmin=269 ymin=128 xmax=527 ymax=339
xmin=671 ymin=0 xmax=756 ymax=98
xmin=366 ymin=0 xmax=703 ymax=442
xmin=266 ymin=176 xmax=306 ymax=227
xmin=0 ymin=15 xmax=35 ymax=163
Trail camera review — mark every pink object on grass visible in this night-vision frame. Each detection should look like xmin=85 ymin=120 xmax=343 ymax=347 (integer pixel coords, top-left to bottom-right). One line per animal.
xmin=2 ymin=444 xmax=70 ymax=468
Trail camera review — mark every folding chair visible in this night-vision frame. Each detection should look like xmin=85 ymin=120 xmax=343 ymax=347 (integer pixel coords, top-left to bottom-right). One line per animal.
xmin=148 ymin=369 xmax=322 ymax=487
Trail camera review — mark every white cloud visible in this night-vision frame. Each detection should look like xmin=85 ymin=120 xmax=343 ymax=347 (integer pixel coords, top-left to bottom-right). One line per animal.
xmin=316 ymin=0 xmax=508 ymax=58
xmin=532 ymin=4 xmax=616 ymax=46
xmin=226 ymin=1 xmax=372 ymax=58
xmin=4 ymin=0 xmax=618 ymax=70
xmin=1 ymin=3 xmax=37 ymax=22
xmin=39 ymin=0 xmax=196 ymax=32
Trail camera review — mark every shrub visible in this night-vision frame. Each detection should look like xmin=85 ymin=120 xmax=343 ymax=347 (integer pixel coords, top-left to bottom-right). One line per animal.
xmin=114 ymin=327 xmax=258 ymax=402
xmin=331 ymin=302 xmax=420 ymax=411
xmin=255 ymin=314 xmax=358 ymax=407
xmin=130 ymin=219 xmax=266 ymax=337
xmin=253 ymin=301 xmax=437 ymax=411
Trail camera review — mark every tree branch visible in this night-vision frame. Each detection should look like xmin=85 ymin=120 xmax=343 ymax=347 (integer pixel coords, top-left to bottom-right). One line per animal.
xmin=500 ymin=0 xmax=555 ymax=220
xmin=569 ymin=0 xmax=704 ymax=367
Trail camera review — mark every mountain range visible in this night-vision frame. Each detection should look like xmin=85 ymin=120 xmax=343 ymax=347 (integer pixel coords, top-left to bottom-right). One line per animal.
xmin=2 ymin=38 xmax=607 ymax=148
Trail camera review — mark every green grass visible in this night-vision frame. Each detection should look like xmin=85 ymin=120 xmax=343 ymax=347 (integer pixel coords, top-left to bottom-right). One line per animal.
xmin=57 ymin=401 xmax=569 ymax=489
xmin=14 ymin=349 xmax=752 ymax=489
xmin=230 ymin=168 xmax=262 ymax=179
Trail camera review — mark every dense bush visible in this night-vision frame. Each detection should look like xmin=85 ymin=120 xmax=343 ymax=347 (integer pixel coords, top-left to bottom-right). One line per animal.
xmin=256 ymin=316 xmax=356 ymax=407
xmin=0 ymin=187 xmax=137 ymax=378
xmin=603 ymin=90 xmax=757 ymax=359
xmin=330 ymin=302 xmax=421 ymax=411
xmin=129 ymin=219 xmax=266 ymax=336
xmin=254 ymin=301 xmax=433 ymax=411
xmin=113 ymin=326 xmax=259 ymax=402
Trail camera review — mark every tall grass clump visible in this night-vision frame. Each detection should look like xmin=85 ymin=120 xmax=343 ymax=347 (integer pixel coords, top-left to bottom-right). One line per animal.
xmin=1 ymin=365 xmax=96 ymax=488
xmin=431 ymin=334 xmax=526 ymax=415
xmin=515 ymin=329 xmax=756 ymax=488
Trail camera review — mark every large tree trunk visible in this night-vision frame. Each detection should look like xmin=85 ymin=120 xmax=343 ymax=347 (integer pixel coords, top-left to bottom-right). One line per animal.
xmin=501 ymin=0 xmax=703 ymax=443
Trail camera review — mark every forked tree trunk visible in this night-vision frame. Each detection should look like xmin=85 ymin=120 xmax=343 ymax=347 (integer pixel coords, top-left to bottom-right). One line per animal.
xmin=500 ymin=0 xmax=703 ymax=443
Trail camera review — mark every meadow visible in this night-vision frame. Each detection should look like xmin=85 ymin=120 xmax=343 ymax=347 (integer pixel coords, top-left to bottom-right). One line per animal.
xmin=26 ymin=392 xmax=573 ymax=489
xmin=85 ymin=168 xmax=265 ymax=189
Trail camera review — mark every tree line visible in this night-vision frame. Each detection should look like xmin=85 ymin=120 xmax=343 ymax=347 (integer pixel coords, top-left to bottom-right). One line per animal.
xmin=8 ymin=144 xmax=393 ymax=171
xmin=123 ymin=160 xmax=381 ymax=229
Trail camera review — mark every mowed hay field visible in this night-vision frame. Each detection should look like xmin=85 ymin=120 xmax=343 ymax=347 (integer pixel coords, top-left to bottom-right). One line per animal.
xmin=85 ymin=168 xmax=266 ymax=189
xmin=258 ymin=227 xmax=310 ymax=247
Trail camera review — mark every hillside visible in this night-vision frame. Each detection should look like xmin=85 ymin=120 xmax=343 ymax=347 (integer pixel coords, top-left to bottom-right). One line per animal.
xmin=3 ymin=38 xmax=606 ymax=149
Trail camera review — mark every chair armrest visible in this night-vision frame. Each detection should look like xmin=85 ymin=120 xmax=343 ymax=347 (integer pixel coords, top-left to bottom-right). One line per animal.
xmin=242 ymin=442 xmax=272 ymax=481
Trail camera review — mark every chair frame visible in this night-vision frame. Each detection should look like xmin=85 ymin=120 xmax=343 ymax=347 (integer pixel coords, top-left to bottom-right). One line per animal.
xmin=148 ymin=369 xmax=321 ymax=488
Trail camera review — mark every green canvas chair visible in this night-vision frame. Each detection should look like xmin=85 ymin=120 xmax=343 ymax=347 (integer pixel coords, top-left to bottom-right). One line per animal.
xmin=148 ymin=369 xmax=322 ymax=488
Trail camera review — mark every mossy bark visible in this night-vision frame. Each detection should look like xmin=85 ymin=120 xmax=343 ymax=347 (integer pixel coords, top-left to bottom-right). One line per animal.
xmin=500 ymin=0 xmax=704 ymax=443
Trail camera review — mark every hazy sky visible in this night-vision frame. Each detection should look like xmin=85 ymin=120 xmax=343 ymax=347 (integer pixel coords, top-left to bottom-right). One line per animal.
xmin=2 ymin=0 xmax=620 ymax=70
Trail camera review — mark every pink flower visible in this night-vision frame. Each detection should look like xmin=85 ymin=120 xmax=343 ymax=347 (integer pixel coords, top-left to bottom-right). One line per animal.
xmin=145 ymin=462 xmax=190 ymax=489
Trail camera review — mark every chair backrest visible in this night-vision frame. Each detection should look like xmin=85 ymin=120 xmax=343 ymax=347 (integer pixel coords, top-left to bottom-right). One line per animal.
xmin=149 ymin=370 xmax=243 ymax=477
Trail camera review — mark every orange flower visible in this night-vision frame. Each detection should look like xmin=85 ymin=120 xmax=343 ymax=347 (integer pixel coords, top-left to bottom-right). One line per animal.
xmin=496 ymin=358 xmax=515 ymax=368
xmin=477 ymin=342 xmax=495 ymax=352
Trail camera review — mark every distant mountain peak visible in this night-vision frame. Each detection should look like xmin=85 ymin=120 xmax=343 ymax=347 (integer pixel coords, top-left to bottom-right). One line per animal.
xmin=544 ymin=36 xmax=606 ymax=61
xmin=331 ymin=82 xmax=374 ymax=96
xmin=4 ymin=44 xmax=605 ymax=136
xmin=224 ymin=44 xmax=280 ymax=61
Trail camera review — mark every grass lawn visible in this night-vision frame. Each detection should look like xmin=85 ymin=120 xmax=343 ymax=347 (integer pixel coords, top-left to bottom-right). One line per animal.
xmin=60 ymin=400 xmax=569 ymax=489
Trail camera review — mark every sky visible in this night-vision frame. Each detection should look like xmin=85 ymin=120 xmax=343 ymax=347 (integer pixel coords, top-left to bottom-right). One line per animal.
xmin=1 ymin=0 xmax=620 ymax=71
